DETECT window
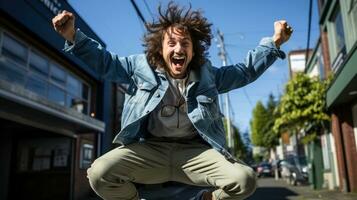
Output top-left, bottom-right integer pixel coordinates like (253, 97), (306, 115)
(48, 84), (65, 106)
(26, 74), (47, 97)
(0, 30), (91, 115)
(82, 84), (89, 100)
(29, 51), (49, 79)
(0, 59), (26, 86)
(67, 74), (81, 97)
(17, 138), (71, 172)
(332, 11), (345, 54)
(317, 47), (325, 80)
(79, 140), (94, 169)
(66, 74), (89, 114)
(330, 5), (346, 72)
(2, 33), (27, 66)
(50, 63), (66, 87)
(348, 0), (357, 42)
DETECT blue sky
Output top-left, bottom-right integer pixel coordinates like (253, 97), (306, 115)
(68, 0), (320, 133)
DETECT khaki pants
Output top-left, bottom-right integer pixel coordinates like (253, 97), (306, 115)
(87, 139), (257, 200)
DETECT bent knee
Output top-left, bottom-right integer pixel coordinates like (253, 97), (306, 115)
(228, 166), (257, 197)
(241, 167), (257, 196)
(87, 159), (107, 190)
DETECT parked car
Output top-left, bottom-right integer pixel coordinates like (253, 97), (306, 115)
(271, 159), (283, 178)
(256, 162), (273, 177)
(280, 155), (308, 185)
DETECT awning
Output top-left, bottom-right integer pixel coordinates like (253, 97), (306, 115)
(0, 80), (105, 136)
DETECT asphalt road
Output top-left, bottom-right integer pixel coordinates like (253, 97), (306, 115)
(248, 177), (357, 200)
(122, 177), (357, 200)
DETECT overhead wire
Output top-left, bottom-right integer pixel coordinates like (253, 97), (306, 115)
(143, 0), (154, 20)
(130, 0), (147, 26)
(226, 53), (253, 107)
(305, 0), (313, 65)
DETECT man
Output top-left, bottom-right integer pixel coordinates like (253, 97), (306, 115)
(52, 2), (292, 200)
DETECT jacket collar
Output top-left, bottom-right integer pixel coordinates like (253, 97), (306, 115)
(154, 59), (213, 87)
(155, 63), (202, 83)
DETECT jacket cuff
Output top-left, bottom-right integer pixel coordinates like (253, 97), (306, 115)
(63, 29), (87, 52)
(259, 37), (286, 59)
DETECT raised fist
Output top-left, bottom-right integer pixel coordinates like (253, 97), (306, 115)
(273, 20), (293, 48)
(52, 10), (76, 42)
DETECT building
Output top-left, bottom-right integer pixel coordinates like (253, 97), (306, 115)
(286, 0), (357, 192)
(315, 0), (357, 193)
(0, 0), (123, 199)
(288, 49), (313, 78)
(305, 39), (340, 190)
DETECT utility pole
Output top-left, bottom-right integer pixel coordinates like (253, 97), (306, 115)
(216, 29), (233, 153)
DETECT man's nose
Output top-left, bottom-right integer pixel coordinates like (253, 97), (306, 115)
(174, 43), (183, 53)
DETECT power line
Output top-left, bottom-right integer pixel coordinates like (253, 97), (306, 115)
(130, 0), (147, 26)
(226, 51), (253, 107)
(142, 0), (154, 20)
(224, 28), (319, 36)
(305, 0), (313, 65)
(243, 89), (253, 107)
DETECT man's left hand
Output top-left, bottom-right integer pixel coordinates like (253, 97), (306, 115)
(273, 20), (293, 48)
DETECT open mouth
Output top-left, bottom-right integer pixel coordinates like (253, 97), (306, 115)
(171, 56), (186, 68)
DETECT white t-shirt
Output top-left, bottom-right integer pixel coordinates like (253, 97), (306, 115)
(147, 73), (197, 138)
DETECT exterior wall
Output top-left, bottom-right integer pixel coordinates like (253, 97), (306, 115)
(353, 104), (357, 158)
(0, 0), (116, 199)
(74, 133), (97, 200)
(0, 130), (12, 200)
(320, 31), (332, 76)
(318, 0), (357, 193)
(331, 106), (357, 192)
(330, 132), (340, 187)
(331, 111), (349, 192)
(321, 133), (339, 190)
(339, 105), (357, 192)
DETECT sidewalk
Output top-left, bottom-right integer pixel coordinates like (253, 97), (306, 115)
(248, 177), (357, 200)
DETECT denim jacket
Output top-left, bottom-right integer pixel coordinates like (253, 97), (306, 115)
(64, 30), (285, 161)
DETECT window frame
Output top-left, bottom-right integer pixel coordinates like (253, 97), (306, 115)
(327, 4), (347, 73)
(0, 29), (92, 115)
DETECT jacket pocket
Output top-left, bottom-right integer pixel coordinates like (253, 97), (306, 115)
(196, 94), (220, 120)
(137, 81), (156, 91)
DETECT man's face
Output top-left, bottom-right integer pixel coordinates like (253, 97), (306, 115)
(161, 27), (194, 79)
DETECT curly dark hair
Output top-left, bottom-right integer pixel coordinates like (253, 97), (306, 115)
(143, 2), (212, 71)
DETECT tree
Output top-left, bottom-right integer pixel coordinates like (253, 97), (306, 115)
(242, 130), (253, 162)
(273, 73), (330, 143)
(242, 129), (252, 149)
(250, 101), (269, 146)
(233, 126), (247, 159)
(223, 119), (247, 159)
(261, 94), (279, 149)
(250, 94), (279, 162)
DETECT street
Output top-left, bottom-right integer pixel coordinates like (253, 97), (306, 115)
(136, 177), (357, 200)
(248, 177), (357, 200)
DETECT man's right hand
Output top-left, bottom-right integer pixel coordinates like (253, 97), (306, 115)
(52, 10), (76, 43)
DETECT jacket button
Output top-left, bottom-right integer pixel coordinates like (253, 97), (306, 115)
(156, 93), (160, 98)
(146, 110), (150, 113)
